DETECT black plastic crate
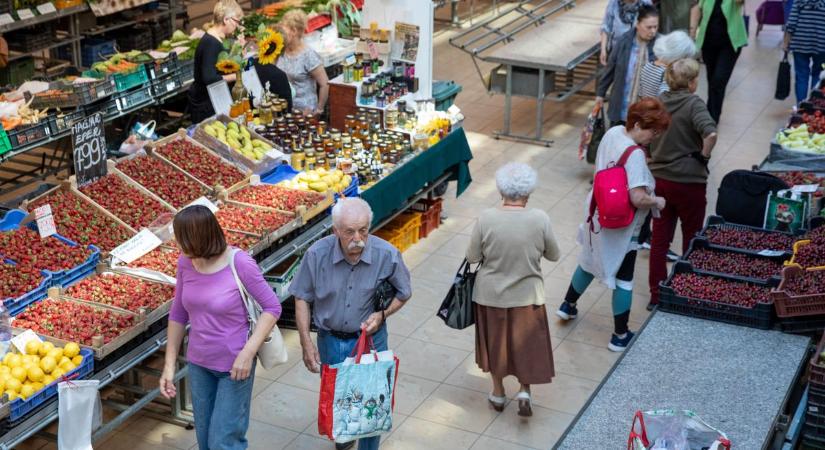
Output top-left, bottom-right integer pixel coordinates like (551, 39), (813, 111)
(49, 109), (85, 135)
(698, 215), (799, 257)
(682, 237), (786, 283)
(144, 52), (178, 80)
(115, 85), (153, 111)
(150, 72), (183, 97)
(6, 121), (51, 149)
(7, 25), (54, 52)
(658, 261), (776, 330)
(177, 58), (194, 83)
(111, 26), (152, 52)
(780, 315), (825, 334)
(811, 386), (825, 407)
(80, 38), (116, 67)
(0, 57), (35, 87)
(148, 20), (173, 48)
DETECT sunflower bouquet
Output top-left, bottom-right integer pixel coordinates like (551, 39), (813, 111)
(216, 39), (245, 74)
(255, 25), (285, 65)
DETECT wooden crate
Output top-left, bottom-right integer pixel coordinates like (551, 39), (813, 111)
(217, 199), (302, 242)
(104, 159), (183, 213)
(220, 184), (334, 226)
(192, 115), (281, 175)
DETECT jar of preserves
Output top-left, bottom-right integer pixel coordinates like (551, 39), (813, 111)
(317, 121), (327, 135)
(305, 150), (317, 170)
(291, 145), (305, 170)
(343, 142), (353, 157)
(354, 63), (364, 82)
(375, 93), (386, 108)
(342, 133), (352, 145)
(385, 106), (398, 129)
(317, 156), (327, 170)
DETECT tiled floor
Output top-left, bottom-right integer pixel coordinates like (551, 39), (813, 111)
(18, 2), (801, 449)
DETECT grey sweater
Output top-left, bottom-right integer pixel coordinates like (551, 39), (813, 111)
(649, 90), (718, 184)
(597, 29), (657, 123)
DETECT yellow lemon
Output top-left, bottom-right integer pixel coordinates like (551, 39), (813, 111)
(59, 356), (70, 367)
(5, 378), (21, 393)
(47, 348), (63, 361)
(19, 384), (35, 399)
(42, 375), (54, 385)
(63, 343), (80, 359)
(27, 367), (44, 383)
(40, 356), (56, 374)
(51, 368), (65, 379)
(38, 341), (55, 357)
(24, 340), (41, 356)
(31, 382), (43, 391)
(0, 378), (5, 392)
(23, 355), (39, 366)
(59, 361), (76, 373)
(0, 373), (11, 385)
(0, 365), (11, 375)
(10, 367), (27, 383)
(4, 353), (22, 368)
(72, 355), (83, 366)
(5, 390), (18, 401)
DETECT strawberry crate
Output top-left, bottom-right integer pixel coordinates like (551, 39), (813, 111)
(112, 68), (150, 92)
(772, 265), (825, 318)
(1, 260), (51, 317)
(115, 85), (153, 112)
(657, 261), (777, 330)
(698, 215), (798, 257)
(6, 121), (51, 149)
(37, 233), (101, 291)
(6, 347), (94, 423)
(410, 197), (442, 239)
(683, 237), (786, 283)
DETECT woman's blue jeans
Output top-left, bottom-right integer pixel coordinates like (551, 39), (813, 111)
(317, 326), (388, 450)
(794, 52), (825, 104)
(188, 361), (256, 450)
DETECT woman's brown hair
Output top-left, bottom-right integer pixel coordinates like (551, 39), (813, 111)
(626, 97), (672, 133)
(173, 205), (227, 259)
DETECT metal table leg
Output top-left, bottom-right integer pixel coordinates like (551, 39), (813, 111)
(494, 64), (554, 147)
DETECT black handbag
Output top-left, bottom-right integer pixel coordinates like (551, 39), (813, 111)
(716, 170), (790, 227)
(371, 279), (396, 312)
(775, 52), (791, 100)
(436, 259), (479, 330)
(587, 107), (606, 164)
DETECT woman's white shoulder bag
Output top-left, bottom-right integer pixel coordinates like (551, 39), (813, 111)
(228, 248), (288, 369)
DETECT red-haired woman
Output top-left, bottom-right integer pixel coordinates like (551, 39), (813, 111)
(556, 98), (670, 352)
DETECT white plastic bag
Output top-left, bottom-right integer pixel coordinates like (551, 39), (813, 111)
(58, 380), (102, 450)
(628, 410), (730, 450)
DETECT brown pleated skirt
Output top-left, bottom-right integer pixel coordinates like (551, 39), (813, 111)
(474, 303), (555, 385)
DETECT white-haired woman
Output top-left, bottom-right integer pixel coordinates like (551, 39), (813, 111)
(638, 30), (697, 99)
(466, 163), (561, 418)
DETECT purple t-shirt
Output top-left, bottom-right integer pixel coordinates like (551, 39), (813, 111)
(169, 249), (282, 372)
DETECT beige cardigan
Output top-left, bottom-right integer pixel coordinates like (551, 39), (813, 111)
(466, 207), (561, 308)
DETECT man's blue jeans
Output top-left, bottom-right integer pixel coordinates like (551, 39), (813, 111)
(317, 326), (388, 450)
(188, 362), (256, 450)
(793, 52), (825, 104)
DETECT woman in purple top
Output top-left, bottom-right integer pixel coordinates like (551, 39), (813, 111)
(159, 205), (281, 450)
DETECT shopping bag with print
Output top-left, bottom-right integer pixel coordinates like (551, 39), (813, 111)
(627, 410), (730, 450)
(318, 330), (399, 443)
(58, 380), (102, 450)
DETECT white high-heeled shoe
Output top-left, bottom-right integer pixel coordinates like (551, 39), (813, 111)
(515, 391), (532, 417)
(488, 393), (506, 412)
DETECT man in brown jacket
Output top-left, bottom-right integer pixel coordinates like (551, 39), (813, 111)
(647, 58), (718, 309)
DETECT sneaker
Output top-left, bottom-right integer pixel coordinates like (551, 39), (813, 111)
(556, 301), (578, 320)
(608, 331), (635, 352)
(335, 442), (355, 450)
(640, 242), (651, 250)
(667, 250), (680, 262)
(646, 301), (657, 312)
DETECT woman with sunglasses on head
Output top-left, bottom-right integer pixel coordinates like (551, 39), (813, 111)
(188, 0), (245, 123)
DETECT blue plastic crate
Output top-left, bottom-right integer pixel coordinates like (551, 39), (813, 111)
(260, 163), (299, 185)
(79, 38), (116, 68)
(8, 348), (94, 422)
(432, 80), (462, 111)
(336, 174), (359, 201)
(43, 238), (100, 289)
(2, 259), (51, 317)
(0, 209), (26, 231)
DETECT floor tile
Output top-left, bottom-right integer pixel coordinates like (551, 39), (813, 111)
(527, 373), (599, 415)
(284, 434), (331, 450)
(408, 277), (452, 310)
(552, 339), (621, 382)
(412, 254), (465, 285)
(245, 420), (300, 450)
(410, 315), (476, 352)
(381, 417), (480, 450)
(393, 373), (441, 416)
(443, 353), (522, 396)
(483, 402), (575, 449)
(251, 382), (320, 432)
(564, 312), (642, 348)
(411, 384), (501, 433)
(395, 337), (470, 382)
(471, 436), (539, 450)
(389, 304), (436, 337)
(402, 247), (433, 271)
(276, 361), (322, 392)
(121, 414), (197, 449)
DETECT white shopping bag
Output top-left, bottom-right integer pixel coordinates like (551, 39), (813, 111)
(58, 380), (102, 450)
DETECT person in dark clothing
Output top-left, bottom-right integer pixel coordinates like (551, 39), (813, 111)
(253, 60), (293, 111)
(596, 5), (660, 126)
(188, 0), (244, 124)
(691, 0), (748, 124)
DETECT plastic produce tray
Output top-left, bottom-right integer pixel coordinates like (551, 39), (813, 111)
(80, 38), (115, 67)
(788, 240), (825, 270)
(0, 128), (12, 156)
(410, 197), (442, 239)
(682, 237), (786, 283)
(149, 72), (183, 98)
(112, 68), (150, 92)
(771, 265), (825, 318)
(115, 85), (154, 112)
(48, 109), (85, 135)
(698, 215), (798, 257)
(6, 121), (51, 149)
(1, 260), (51, 317)
(145, 52), (179, 80)
(177, 58), (194, 82)
(657, 261), (776, 330)
(192, 115), (281, 175)
(6, 348), (94, 423)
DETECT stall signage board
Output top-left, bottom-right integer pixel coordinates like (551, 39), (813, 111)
(110, 228), (163, 264)
(72, 112), (107, 187)
(207, 80), (232, 117)
(36, 3), (57, 14)
(16, 8), (34, 19)
(0, 13), (14, 25)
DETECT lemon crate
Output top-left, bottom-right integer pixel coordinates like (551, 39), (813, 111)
(788, 240), (825, 270)
(7, 348), (94, 423)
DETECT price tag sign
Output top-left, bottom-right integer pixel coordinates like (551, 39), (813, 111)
(0, 13), (14, 25)
(110, 229), (163, 264)
(16, 8), (34, 19)
(250, 174), (261, 186)
(11, 330), (43, 354)
(344, 54), (356, 66)
(36, 3), (57, 15)
(367, 40), (379, 59)
(792, 184), (819, 194)
(72, 112), (107, 187)
(34, 204), (57, 238)
(185, 196), (219, 213)
(757, 249), (786, 257)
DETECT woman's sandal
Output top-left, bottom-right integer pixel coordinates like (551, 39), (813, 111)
(516, 391), (533, 417)
(488, 393), (506, 412)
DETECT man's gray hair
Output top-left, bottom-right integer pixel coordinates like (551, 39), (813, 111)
(331, 197), (374, 228)
(495, 162), (537, 201)
(653, 31), (697, 64)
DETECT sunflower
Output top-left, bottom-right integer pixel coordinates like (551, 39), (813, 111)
(216, 59), (241, 74)
(257, 29), (285, 65)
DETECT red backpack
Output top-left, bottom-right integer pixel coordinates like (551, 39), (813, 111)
(588, 145), (644, 231)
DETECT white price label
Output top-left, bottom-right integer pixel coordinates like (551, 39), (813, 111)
(250, 174), (261, 186)
(11, 330), (43, 354)
(757, 249), (786, 257)
(792, 184), (819, 194)
(185, 196), (219, 213)
(110, 229), (163, 264)
(34, 204), (57, 238)
(0, 13), (15, 25)
(16, 8), (34, 19)
(36, 3), (57, 14)
(166, 81), (176, 92)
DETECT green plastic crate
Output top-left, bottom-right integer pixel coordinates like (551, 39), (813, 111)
(112, 68), (149, 92)
(0, 128), (12, 156)
(0, 57), (35, 87)
(432, 80), (462, 112)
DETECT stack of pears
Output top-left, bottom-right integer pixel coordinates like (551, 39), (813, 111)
(203, 121), (272, 162)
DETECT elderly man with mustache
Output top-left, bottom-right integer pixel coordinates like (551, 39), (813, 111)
(290, 197), (412, 450)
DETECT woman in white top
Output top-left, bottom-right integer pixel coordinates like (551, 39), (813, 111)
(556, 98), (670, 352)
(638, 30), (698, 100)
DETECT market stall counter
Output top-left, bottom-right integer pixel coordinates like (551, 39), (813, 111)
(555, 312), (810, 449)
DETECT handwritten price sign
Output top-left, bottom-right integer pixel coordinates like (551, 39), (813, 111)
(72, 112), (108, 187)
